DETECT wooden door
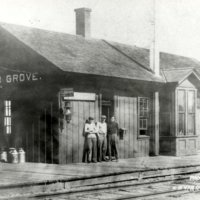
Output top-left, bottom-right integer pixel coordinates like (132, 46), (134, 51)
(59, 93), (100, 164)
(114, 95), (137, 158)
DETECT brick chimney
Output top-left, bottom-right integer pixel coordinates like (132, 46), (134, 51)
(74, 8), (91, 38)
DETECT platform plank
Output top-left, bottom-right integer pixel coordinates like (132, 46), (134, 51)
(1, 155), (200, 199)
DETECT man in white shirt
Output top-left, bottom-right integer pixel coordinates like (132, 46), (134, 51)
(84, 117), (97, 163)
(97, 115), (107, 162)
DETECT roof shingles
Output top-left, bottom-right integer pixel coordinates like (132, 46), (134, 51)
(0, 23), (163, 82)
(1, 22), (200, 83)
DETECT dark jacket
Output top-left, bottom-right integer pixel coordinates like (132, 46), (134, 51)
(108, 121), (119, 135)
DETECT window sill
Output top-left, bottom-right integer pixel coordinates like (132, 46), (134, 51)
(176, 135), (198, 138)
(160, 135), (198, 138)
(138, 135), (150, 139)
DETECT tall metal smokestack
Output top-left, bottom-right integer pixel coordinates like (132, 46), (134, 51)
(150, 0), (160, 76)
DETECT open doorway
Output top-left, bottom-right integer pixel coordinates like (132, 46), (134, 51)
(102, 101), (111, 123)
(101, 95), (114, 123)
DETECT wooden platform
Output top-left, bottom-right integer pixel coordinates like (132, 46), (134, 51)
(2, 155), (200, 199)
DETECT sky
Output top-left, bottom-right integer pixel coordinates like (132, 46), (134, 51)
(0, 0), (200, 60)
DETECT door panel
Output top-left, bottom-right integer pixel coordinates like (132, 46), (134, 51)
(114, 95), (138, 158)
(59, 93), (99, 164)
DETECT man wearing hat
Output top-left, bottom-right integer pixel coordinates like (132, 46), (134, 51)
(97, 115), (107, 162)
(84, 116), (97, 163)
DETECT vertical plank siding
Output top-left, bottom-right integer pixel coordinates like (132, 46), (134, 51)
(6, 101), (59, 164)
(78, 101), (84, 162)
(66, 118), (73, 163)
(44, 108), (47, 163)
(32, 123), (35, 162)
(38, 116), (41, 163)
(72, 101), (79, 163)
(0, 92), (151, 164)
(59, 107), (67, 164)
(114, 95), (138, 159)
(137, 138), (149, 156)
(129, 97), (134, 157)
(132, 98), (138, 157)
(196, 109), (200, 152)
(119, 96), (125, 158)
(59, 95), (100, 164)
(124, 97), (129, 158)
(50, 103), (53, 164)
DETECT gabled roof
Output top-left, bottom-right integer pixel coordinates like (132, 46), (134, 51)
(160, 53), (200, 71)
(1, 22), (200, 84)
(161, 68), (200, 84)
(112, 43), (200, 83)
(0, 23), (163, 83)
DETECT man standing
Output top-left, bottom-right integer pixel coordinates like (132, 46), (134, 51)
(84, 117), (97, 163)
(97, 115), (107, 162)
(107, 116), (119, 161)
(82, 119), (89, 163)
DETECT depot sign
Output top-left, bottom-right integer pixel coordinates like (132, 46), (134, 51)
(0, 72), (41, 85)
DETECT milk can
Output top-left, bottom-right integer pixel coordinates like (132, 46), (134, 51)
(18, 148), (25, 163)
(0, 148), (7, 162)
(8, 148), (18, 163)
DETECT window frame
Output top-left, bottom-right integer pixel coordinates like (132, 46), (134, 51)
(187, 90), (195, 135)
(177, 89), (186, 135)
(176, 87), (197, 136)
(138, 97), (150, 137)
(4, 100), (12, 134)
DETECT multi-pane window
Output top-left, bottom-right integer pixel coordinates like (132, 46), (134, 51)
(4, 100), (11, 134)
(178, 90), (186, 135)
(138, 97), (149, 135)
(188, 91), (195, 135)
(177, 89), (196, 136)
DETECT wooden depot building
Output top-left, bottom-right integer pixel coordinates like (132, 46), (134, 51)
(1, 8), (200, 164)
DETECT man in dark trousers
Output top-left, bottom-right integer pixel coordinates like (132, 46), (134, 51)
(82, 119), (89, 163)
(107, 116), (119, 161)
